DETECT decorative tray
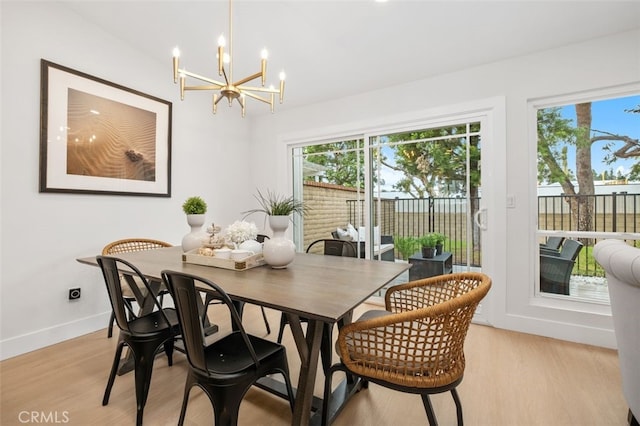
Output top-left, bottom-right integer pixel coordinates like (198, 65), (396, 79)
(182, 249), (267, 271)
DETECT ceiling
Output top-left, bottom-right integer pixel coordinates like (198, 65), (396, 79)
(62, 0), (640, 114)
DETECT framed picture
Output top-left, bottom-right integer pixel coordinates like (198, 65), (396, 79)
(39, 59), (172, 197)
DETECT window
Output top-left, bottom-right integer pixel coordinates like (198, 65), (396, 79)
(536, 93), (640, 301)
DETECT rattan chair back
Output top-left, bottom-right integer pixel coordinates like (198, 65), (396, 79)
(323, 272), (491, 425)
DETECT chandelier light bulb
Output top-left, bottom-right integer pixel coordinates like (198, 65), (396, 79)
(279, 71), (286, 81)
(261, 48), (268, 60)
(223, 53), (231, 64)
(172, 47), (180, 57)
(218, 34), (226, 47)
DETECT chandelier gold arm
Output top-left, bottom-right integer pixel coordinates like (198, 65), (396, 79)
(232, 70), (264, 88)
(178, 69), (225, 87)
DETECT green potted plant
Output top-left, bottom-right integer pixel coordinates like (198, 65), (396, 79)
(182, 196), (207, 215)
(418, 233), (439, 258)
(433, 232), (446, 255)
(242, 189), (307, 218)
(181, 196), (207, 252)
(394, 236), (419, 261)
(243, 189), (308, 269)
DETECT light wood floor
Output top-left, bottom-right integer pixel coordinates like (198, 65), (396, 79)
(0, 303), (628, 426)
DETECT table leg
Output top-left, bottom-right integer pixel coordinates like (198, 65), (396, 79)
(286, 313), (323, 426)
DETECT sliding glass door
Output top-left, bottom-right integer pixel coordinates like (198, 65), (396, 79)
(292, 120), (485, 295)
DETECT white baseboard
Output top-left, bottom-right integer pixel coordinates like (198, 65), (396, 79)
(0, 312), (110, 361)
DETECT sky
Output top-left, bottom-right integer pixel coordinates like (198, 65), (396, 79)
(375, 94), (640, 192)
(560, 94), (639, 178)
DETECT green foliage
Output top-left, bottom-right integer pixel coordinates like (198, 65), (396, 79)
(394, 236), (419, 260)
(432, 232), (446, 244)
(385, 125), (481, 198)
(182, 196), (207, 214)
(303, 140), (374, 189)
(536, 107), (578, 185)
(243, 189), (308, 217)
(417, 233), (439, 248)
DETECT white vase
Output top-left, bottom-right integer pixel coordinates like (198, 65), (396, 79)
(262, 215), (296, 268)
(181, 214), (206, 252)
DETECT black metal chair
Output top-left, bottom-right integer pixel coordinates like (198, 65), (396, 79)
(161, 270), (295, 426)
(540, 239), (584, 295)
(102, 238), (173, 338)
(305, 238), (357, 257)
(97, 255), (181, 426)
(203, 236), (271, 335)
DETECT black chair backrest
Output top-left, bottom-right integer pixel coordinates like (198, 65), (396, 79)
(544, 236), (564, 250)
(306, 239), (356, 257)
(161, 270), (260, 375)
(560, 239), (584, 261)
(97, 255), (170, 333)
(256, 234), (270, 243)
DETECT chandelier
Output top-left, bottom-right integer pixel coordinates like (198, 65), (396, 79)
(171, 0), (285, 117)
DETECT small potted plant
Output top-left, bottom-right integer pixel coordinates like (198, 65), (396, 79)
(418, 234), (439, 258)
(181, 196), (207, 252)
(182, 196), (207, 215)
(394, 236), (419, 261)
(433, 233), (446, 255)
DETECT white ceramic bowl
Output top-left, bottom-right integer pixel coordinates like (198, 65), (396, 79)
(214, 248), (232, 259)
(231, 249), (253, 261)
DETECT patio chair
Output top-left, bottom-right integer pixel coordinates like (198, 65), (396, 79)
(97, 256), (181, 426)
(539, 239), (583, 295)
(539, 236), (564, 255)
(102, 238), (172, 338)
(322, 272), (491, 425)
(161, 270), (294, 426)
(593, 240), (640, 426)
(306, 238), (357, 257)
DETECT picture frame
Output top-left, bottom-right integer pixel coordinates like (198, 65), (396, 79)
(39, 59), (172, 197)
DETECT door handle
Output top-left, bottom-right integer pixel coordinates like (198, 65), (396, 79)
(474, 208), (488, 230)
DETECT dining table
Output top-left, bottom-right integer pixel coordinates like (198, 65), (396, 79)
(77, 246), (409, 426)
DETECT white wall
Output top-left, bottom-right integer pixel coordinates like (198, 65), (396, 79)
(250, 29), (640, 348)
(0, 2), (257, 359)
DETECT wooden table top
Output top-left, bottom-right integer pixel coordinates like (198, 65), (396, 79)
(78, 246), (409, 323)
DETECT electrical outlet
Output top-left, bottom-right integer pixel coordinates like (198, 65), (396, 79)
(68, 288), (81, 300)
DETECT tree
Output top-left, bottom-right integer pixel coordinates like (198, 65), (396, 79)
(602, 104), (640, 179)
(538, 102), (640, 235)
(381, 124), (481, 199)
(303, 140), (371, 188)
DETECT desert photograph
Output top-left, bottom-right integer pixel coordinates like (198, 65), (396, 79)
(66, 88), (157, 182)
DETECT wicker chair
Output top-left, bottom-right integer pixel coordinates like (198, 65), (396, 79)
(539, 236), (564, 255)
(102, 238), (173, 338)
(322, 272), (491, 425)
(539, 239), (583, 295)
